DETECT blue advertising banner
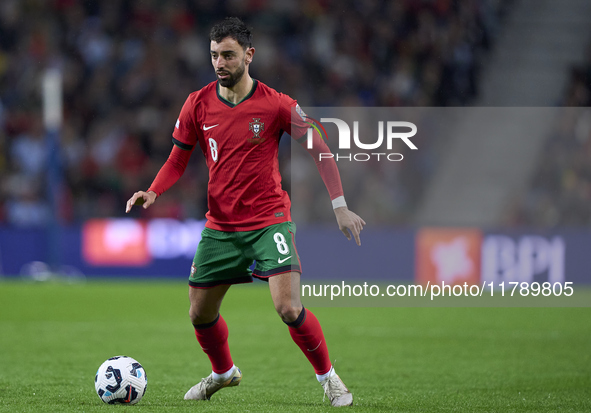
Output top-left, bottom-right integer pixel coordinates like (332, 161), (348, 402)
(0, 220), (590, 286)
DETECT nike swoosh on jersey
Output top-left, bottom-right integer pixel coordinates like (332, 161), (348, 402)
(278, 256), (292, 264)
(203, 124), (220, 131)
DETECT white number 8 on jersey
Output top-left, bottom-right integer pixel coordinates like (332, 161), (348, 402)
(208, 138), (218, 162)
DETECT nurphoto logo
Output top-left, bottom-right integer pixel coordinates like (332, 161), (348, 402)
(296, 106), (418, 162)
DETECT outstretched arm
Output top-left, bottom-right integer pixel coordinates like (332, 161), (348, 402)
(125, 144), (193, 213)
(301, 127), (366, 245)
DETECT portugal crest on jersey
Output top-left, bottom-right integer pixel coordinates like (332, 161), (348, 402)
(248, 118), (265, 144)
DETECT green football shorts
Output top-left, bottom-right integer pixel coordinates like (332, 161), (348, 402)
(188, 221), (301, 288)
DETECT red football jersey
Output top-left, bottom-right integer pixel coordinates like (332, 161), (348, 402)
(173, 80), (309, 231)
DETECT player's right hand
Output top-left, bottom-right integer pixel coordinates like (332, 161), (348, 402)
(334, 207), (366, 246)
(125, 190), (157, 213)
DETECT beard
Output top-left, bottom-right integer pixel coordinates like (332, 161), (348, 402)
(217, 62), (245, 88)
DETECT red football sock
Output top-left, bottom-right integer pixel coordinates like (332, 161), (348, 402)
(287, 308), (332, 375)
(193, 314), (234, 374)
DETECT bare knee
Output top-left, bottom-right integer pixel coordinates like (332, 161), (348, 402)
(188, 284), (229, 326)
(275, 303), (302, 324)
(189, 305), (219, 326)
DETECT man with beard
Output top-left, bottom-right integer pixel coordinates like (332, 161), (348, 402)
(126, 17), (364, 408)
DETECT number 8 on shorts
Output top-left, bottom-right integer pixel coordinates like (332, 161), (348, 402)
(273, 232), (290, 255)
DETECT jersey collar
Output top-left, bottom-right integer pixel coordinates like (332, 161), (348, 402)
(217, 79), (258, 108)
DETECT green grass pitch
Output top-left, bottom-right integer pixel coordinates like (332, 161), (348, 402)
(0, 279), (589, 412)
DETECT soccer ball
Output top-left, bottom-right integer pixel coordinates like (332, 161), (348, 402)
(95, 356), (147, 405)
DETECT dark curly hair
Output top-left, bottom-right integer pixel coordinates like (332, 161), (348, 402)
(209, 17), (253, 49)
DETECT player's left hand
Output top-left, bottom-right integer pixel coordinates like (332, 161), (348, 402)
(334, 207), (366, 246)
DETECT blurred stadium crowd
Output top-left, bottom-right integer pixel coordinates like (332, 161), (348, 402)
(1, 0), (511, 226)
(506, 46), (591, 227)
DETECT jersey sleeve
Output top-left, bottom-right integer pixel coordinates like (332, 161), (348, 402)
(278, 94), (345, 204)
(303, 127), (345, 202)
(277, 94), (309, 141)
(147, 144), (194, 197)
(172, 93), (199, 150)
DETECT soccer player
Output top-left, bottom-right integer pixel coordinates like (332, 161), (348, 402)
(126, 17), (365, 407)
